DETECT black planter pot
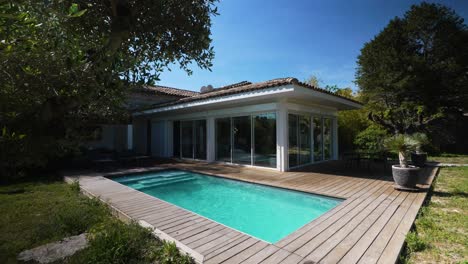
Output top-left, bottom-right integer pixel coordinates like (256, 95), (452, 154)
(391, 165), (420, 189)
(411, 152), (427, 167)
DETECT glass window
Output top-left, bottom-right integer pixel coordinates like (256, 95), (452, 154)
(323, 118), (332, 160)
(299, 115), (311, 165)
(194, 120), (207, 160)
(215, 118), (231, 162)
(181, 121), (193, 158)
(288, 114), (299, 168)
(173, 121), (180, 157)
(313, 117), (323, 162)
(232, 116), (251, 165)
(254, 113), (276, 168)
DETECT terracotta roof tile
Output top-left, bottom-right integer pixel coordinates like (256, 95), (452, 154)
(137, 77), (362, 111)
(135, 85), (199, 97)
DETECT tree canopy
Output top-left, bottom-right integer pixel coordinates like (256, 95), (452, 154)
(356, 2), (468, 134)
(0, 0), (218, 178)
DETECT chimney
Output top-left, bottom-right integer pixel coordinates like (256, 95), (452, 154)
(200, 84), (214, 93)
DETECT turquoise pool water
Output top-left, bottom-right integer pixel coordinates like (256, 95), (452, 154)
(112, 170), (342, 243)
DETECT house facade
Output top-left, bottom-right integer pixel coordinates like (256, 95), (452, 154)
(131, 77), (361, 172)
(86, 85), (198, 152)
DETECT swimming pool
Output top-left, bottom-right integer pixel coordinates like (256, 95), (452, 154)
(111, 170), (342, 243)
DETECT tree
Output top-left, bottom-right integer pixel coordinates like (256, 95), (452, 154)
(356, 2), (468, 135)
(304, 75), (322, 88)
(0, 1), (218, 179)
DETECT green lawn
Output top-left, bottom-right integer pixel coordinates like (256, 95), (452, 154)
(0, 179), (192, 264)
(402, 167), (468, 263)
(428, 153), (468, 164)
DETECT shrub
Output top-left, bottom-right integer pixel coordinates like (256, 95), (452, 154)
(51, 196), (109, 236)
(354, 125), (389, 153)
(153, 241), (193, 264)
(75, 220), (158, 264)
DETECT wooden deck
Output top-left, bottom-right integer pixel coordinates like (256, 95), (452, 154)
(65, 160), (437, 264)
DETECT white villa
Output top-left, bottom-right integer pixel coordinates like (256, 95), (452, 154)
(91, 77), (361, 171)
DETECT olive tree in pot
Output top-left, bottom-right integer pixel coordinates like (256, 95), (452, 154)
(410, 133), (429, 167)
(384, 134), (420, 189)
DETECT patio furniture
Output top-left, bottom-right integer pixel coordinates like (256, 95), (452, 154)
(117, 151), (152, 167)
(343, 151), (389, 170)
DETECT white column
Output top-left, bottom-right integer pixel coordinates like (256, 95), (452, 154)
(333, 117), (339, 160)
(277, 102), (288, 171)
(207, 117), (215, 162)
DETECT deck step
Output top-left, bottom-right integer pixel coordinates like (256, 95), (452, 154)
(136, 177), (196, 190)
(115, 171), (188, 184)
(137, 175), (194, 185)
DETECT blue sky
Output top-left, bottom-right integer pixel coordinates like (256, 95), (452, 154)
(157, 0), (468, 92)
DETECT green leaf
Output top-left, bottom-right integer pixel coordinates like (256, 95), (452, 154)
(68, 3), (87, 17)
(68, 3), (78, 16)
(70, 9), (87, 18)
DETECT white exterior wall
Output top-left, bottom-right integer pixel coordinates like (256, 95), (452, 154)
(143, 101), (339, 171)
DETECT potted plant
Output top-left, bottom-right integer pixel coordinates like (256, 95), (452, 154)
(384, 134), (420, 190)
(410, 133), (429, 167)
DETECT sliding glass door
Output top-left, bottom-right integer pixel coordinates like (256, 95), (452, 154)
(254, 113), (276, 167)
(288, 114), (334, 169)
(289, 114), (311, 167)
(177, 120), (207, 160)
(323, 118), (332, 160)
(299, 116), (311, 165)
(313, 117), (323, 162)
(173, 121), (180, 157)
(215, 118), (231, 162)
(288, 114), (299, 167)
(194, 120), (207, 160)
(181, 121), (193, 158)
(232, 116), (252, 165)
(214, 113), (277, 168)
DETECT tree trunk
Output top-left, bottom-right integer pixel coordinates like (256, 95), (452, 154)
(399, 151), (408, 168)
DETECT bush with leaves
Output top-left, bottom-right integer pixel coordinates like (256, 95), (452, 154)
(354, 125), (389, 153)
(73, 220), (193, 264)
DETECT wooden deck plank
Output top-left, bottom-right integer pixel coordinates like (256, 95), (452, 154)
(294, 185), (395, 257)
(376, 192), (427, 264)
(274, 179), (385, 249)
(242, 244), (281, 264)
(340, 192), (417, 264)
(196, 233), (246, 255)
(222, 241), (269, 264)
(204, 237), (258, 263)
(319, 191), (408, 264)
(259, 248), (292, 264)
(281, 182), (389, 254)
(301, 187), (399, 262)
(278, 253), (304, 264)
(201, 235), (251, 259)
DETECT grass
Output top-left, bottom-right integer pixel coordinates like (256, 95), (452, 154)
(428, 153), (468, 164)
(0, 178), (193, 264)
(402, 167), (468, 264)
